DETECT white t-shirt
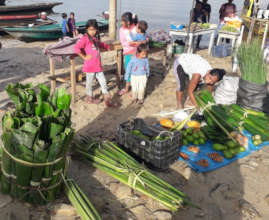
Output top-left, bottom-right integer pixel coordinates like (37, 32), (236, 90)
(176, 54), (212, 80)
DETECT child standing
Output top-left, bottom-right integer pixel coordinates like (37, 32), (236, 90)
(68, 12), (78, 37)
(61, 13), (69, 37)
(74, 19), (116, 107)
(118, 12), (136, 96)
(125, 44), (149, 104)
(130, 20), (148, 43)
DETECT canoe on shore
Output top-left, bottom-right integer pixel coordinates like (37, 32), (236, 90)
(0, 2), (62, 14)
(2, 19), (109, 41)
(0, 14), (40, 26)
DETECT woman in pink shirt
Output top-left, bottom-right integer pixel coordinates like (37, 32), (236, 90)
(75, 19), (116, 107)
(118, 12), (137, 96)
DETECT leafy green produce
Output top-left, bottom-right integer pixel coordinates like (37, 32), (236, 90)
(238, 39), (267, 85)
(221, 25), (238, 33)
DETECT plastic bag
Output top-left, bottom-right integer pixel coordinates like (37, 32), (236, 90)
(237, 79), (268, 112)
(214, 76), (239, 105)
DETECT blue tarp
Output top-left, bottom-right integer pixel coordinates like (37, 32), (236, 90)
(179, 130), (269, 173)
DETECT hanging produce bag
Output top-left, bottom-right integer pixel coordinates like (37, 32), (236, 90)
(236, 79), (268, 112)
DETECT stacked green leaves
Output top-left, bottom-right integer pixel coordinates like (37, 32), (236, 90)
(75, 137), (196, 212)
(1, 83), (74, 204)
(63, 176), (101, 220)
(238, 39), (267, 84)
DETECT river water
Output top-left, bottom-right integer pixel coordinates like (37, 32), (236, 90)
(6, 0), (244, 30)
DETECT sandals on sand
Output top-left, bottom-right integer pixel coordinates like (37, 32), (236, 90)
(84, 96), (101, 104)
(118, 89), (127, 96)
(105, 99), (118, 108)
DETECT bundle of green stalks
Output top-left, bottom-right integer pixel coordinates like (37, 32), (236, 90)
(196, 90), (269, 142)
(63, 176), (101, 220)
(1, 83), (74, 204)
(237, 39), (267, 85)
(75, 137), (197, 212)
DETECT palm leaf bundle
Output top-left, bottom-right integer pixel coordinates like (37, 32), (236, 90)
(0, 83), (74, 204)
(75, 137), (197, 212)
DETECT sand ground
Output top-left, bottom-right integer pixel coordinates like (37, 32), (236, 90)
(0, 36), (269, 220)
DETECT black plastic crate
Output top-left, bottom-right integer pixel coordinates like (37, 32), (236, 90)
(116, 118), (181, 170)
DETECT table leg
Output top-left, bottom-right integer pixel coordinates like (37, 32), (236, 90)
(49, 58), (56, 94)
(116, 49), (123, 89)
(70, 58), (76, 105)
(188, 34), (193, 53)
(208, 32), (215, 55)
(216, 36), (221, 46)
(231, 37), (236, 50)
(162, 47), (167, 68)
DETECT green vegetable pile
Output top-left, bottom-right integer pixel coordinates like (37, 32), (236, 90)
(201, 23), (210, 29)
(1, 83), (74, 204)
(213, 141), (245, 159)
(196, 90), (269, 145)
(182, 128), (207, 146)
(131, 129), (169, 141)
(221, 25), (238, 33)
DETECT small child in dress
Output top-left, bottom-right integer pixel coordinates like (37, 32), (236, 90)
(130, 20), (148, 43)
(61, 13), (69, 37)
(68, 12), (78, 37)
(125, 44), (149, 104)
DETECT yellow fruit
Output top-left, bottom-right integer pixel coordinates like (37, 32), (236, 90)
(187, 120), (201, 129)
(160, 118), (174, 128)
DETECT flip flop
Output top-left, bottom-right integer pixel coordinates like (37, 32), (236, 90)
(85, 97), (101, 104)
(118, 89), (127, 96)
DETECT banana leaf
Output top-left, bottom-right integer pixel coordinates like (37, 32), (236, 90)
(30, 140), (49, 204)
(38, 84), (50, 102)
(50, 88), (71, 110)
(35, 102), (54, 117)
(13, 143), (33, 201)
(45, 128), (74, 201)
(1, 132), (13, 194)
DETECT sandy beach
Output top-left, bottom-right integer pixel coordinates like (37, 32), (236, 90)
(0, 36), (269, 220)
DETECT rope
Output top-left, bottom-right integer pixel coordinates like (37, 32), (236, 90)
(201, 101), (215, 113)
(1, 144), (64, 167)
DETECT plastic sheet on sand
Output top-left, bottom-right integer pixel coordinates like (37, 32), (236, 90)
(179, 130), (269, 173)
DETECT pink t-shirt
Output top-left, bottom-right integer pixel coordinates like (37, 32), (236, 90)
(74, 34), (109, 73)
(119, 26), (136, 55)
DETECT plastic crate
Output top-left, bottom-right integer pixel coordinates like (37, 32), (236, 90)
(116, 118), (181, 170)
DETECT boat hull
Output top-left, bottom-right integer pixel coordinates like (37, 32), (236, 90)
(2, 20), (108, 41)
(0, 2), (62, 14)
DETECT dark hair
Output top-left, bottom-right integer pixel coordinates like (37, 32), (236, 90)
(85, 19), (100, 49)
(62, 13), (67, 19)
(137, 20), (148, 33)
(70, 12), (75, 16)
(137, 43), (148, 54)
(121, 12), (133, 27)
(210, 69), (226, 81)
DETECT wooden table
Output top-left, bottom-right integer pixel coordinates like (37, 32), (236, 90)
(49, 41), (122, 105)
(49, 41), (167, 104)
(169, 25), (217, 54)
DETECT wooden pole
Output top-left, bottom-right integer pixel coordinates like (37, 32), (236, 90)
(247, 1), (259, 43)
(49, 58), (56, 94)
(109, 0), (117, 40)
(70, 58), (76, 105)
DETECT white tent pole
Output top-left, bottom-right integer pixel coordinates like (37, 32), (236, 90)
(184, 0), (196, 53)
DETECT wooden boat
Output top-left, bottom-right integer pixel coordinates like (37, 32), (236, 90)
(0, 14), (40, 26)
(0, 2), (62, 14)
(2, 19), (109, 41)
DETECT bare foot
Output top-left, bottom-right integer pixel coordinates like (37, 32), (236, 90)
(84, 96), (101, 104)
